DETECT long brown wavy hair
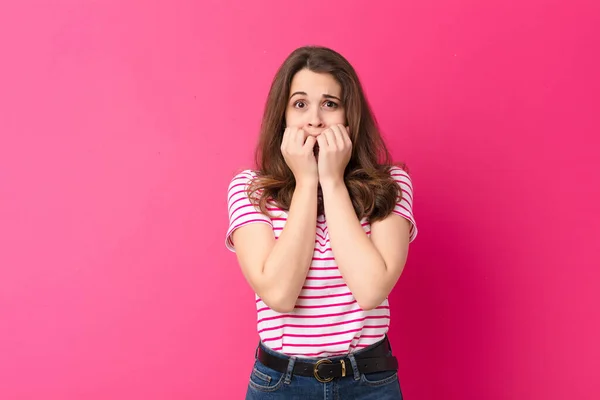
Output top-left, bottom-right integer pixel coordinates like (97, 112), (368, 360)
(248, 46), (406, 222)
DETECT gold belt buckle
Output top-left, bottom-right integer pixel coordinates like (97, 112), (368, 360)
(313, 359), (334, 383)
(314, 359), (346, 383)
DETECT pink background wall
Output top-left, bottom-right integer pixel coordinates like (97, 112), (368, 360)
(1, 1), (598, 399)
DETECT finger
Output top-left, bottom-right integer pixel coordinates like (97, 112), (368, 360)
(341, 124), (352, 146)
(316, 132), (328, 149)
(286, 127), (300, 148)
(281, 127), (290, 150)
(340, 124), (350, 137)
(303, 135), (316, 151)
(330, 125), (345, 148)
(323, 128), (337, 149)
(295, 128), (306, 147)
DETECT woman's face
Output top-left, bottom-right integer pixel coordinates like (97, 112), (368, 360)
(284, 69), (346, 139)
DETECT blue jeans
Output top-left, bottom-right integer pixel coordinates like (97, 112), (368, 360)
(245, 338), (403, 399)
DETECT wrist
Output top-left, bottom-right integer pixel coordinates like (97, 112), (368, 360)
(319, 177), (346, 192)
(295, 177), (319, 190)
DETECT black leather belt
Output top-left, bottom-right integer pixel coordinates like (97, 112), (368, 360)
(256, 337), (398, 383)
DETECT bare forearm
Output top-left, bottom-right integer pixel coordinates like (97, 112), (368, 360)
(321, 181), (389, 309)
(262, 181), (318, 311)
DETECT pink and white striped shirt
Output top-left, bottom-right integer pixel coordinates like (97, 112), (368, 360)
(225, 166), (417, 357)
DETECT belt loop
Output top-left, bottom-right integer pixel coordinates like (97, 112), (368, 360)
(347, 353), (361, 381)
(284, 356), (296, 384)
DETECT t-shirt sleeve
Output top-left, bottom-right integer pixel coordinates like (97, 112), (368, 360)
(225, 170), (273, 252)
(390, 166), (418, 243)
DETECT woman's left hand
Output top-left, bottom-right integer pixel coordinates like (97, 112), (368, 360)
(317, 124), (352, 186)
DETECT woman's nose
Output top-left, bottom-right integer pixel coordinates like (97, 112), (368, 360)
(308, 110), (324, 128)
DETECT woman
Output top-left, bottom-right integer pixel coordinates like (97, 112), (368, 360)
(226, 46), (417, 399)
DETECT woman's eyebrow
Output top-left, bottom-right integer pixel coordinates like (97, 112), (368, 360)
(289, 91), (307, 99)
(323, 94), (342, 101)
(289, 91), (342, 101)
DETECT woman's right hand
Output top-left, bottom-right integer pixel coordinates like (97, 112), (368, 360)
(281, 127), (318, 185)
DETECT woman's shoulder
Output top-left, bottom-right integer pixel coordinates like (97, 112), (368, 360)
(228, 169), (259, 187)
(232, 168), (259, 178)
(386, 164), (411, 181)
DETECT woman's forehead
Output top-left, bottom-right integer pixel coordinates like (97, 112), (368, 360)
(290, 69), (342, 97)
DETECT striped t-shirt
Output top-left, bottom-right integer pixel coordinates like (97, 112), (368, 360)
(225, 166), (417, 357)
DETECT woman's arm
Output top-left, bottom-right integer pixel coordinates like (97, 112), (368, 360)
(316, 125), (414, 310)
(321, 181), (411, 310)
(232, 181), (318, 313)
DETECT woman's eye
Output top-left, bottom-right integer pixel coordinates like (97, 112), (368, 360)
(324, 101), (338, 108)
(294, 101), (306, 108)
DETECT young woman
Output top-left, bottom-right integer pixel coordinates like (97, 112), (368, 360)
(225, 46), (417, 399)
